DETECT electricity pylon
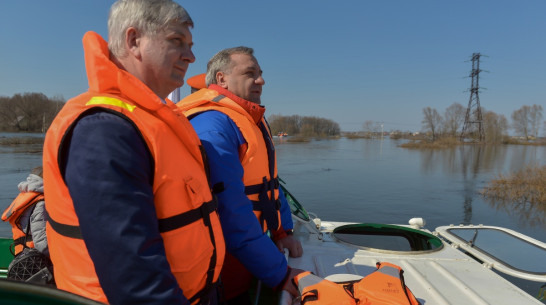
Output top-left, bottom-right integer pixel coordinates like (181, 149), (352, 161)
(460, 53), (485, 142)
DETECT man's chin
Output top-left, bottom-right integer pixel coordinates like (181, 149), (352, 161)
(248, 96), (261, 104)
(169, 78), (185, 90)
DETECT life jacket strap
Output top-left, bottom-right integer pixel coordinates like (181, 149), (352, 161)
(187, 197), (219, 304)
(47, 213), (83, 239)
(47, 198), (218, 238)
(158, 199), (218, 233)
(244, 177), (279, 195)
(12, 235), (32, 246)
(301, 289), (319, 303)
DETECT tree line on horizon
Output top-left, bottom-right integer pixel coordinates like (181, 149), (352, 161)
(0, 93), (65, 132)
(1, 92), (542, 144)
(0, 92), (343, 138)
(267, 114), (340, 138)
(420, 102), (543, 143)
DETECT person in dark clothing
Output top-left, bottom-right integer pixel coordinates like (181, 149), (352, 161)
(42, 1), (225, 304)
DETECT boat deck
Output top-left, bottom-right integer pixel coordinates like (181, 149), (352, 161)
(282, 221), (543, 305)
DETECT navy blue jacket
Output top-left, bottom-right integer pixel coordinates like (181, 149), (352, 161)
(62, 111), (191, 305)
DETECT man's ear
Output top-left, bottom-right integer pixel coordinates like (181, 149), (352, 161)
(216, 72), (228, 89)
(125, 27), (142, 59)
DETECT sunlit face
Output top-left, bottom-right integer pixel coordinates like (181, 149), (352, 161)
(137, 23), (195, 99)
(219, 53), (265, 104)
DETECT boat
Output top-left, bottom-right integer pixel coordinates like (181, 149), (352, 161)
(277, 183), (546, 304)
(1, 185), (545, 304)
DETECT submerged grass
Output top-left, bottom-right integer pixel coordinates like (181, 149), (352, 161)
(481, 165), (546, 205)
(399, 137), (461, 149)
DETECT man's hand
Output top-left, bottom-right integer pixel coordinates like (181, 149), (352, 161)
(275, 235), (303, 258)
(282, 268), (305, 297)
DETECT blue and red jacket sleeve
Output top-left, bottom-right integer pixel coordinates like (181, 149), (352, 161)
(189, 110), (288, 288)
(62, 110), (189, 305)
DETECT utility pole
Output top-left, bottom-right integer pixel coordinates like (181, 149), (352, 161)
(460, 53), (485, 142)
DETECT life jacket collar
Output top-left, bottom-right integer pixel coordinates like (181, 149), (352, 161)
(208, 84), (265, 124)
(82, 31), (165, 112)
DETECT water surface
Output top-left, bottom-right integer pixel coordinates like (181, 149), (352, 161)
(1, 135), (545, 241)
(274, 137), (546, 242)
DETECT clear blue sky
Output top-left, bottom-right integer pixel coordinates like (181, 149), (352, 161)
(1, 0), (544, 132)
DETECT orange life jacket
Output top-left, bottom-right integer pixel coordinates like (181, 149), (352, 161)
(294, 262), (421, 305)
(43, 32), (225, 305)
(179, 88), (282, 233)
(2, 192), (44, 254)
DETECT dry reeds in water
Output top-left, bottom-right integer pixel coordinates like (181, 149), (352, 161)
(481, 165), (546, 205)
(481, 165), (546, 228)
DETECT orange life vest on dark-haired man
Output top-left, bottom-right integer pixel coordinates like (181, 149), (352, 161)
(177, 47), (305, 304)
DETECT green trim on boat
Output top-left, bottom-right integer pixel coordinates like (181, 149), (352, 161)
(278, 178), (310, 222)
(0, 238), (13, 279)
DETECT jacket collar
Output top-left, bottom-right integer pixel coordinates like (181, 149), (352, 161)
(208, 84), (265, 124)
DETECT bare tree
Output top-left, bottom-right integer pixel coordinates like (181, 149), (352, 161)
(443, 103), (465, 137)
(422, 107), (443, 141)
(0, 96), (21, 131)
(529, 104), (543, 138)
(0, 92), (65, 132)
(483, 111), (508, 143)
(511, 106), (530, 139)
(512, 104), (543, 140)
(362, 120), (380, 138)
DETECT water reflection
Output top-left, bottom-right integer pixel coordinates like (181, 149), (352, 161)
(460, 146), (487, 225)
(418, 144), (545, 229)
(1, 136), (545, 240)
(484, 196), (546, 230)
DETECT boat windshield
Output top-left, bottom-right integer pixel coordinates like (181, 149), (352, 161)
(444, 227), (546, 275)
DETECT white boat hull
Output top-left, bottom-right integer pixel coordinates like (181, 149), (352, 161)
(281, 220), (544, 305)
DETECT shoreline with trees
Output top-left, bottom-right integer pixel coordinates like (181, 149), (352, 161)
(2, 94), (544, 211)
(1, 92), (544, 146)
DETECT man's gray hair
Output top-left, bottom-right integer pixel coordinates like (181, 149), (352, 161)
(108, 0), (193, 58)
(205, 46), (254, 86)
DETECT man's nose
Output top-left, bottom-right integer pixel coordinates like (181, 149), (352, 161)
(255, 75), (265, 85)
(183, 49), (195, 63)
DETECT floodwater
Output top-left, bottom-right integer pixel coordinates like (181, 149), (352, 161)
(1, 132), (545, 299)
(0, 132), (44, 237)
(1, 133), (544, 242)
(274, 137), (546, 243)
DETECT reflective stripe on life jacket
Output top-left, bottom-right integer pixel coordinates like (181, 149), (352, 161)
(294, 262), (421, 305)
(179, 88), (282, 232)
(2, 192), (44, 255)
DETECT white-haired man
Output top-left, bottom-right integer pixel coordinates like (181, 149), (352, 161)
(43, 1), (225, 304)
